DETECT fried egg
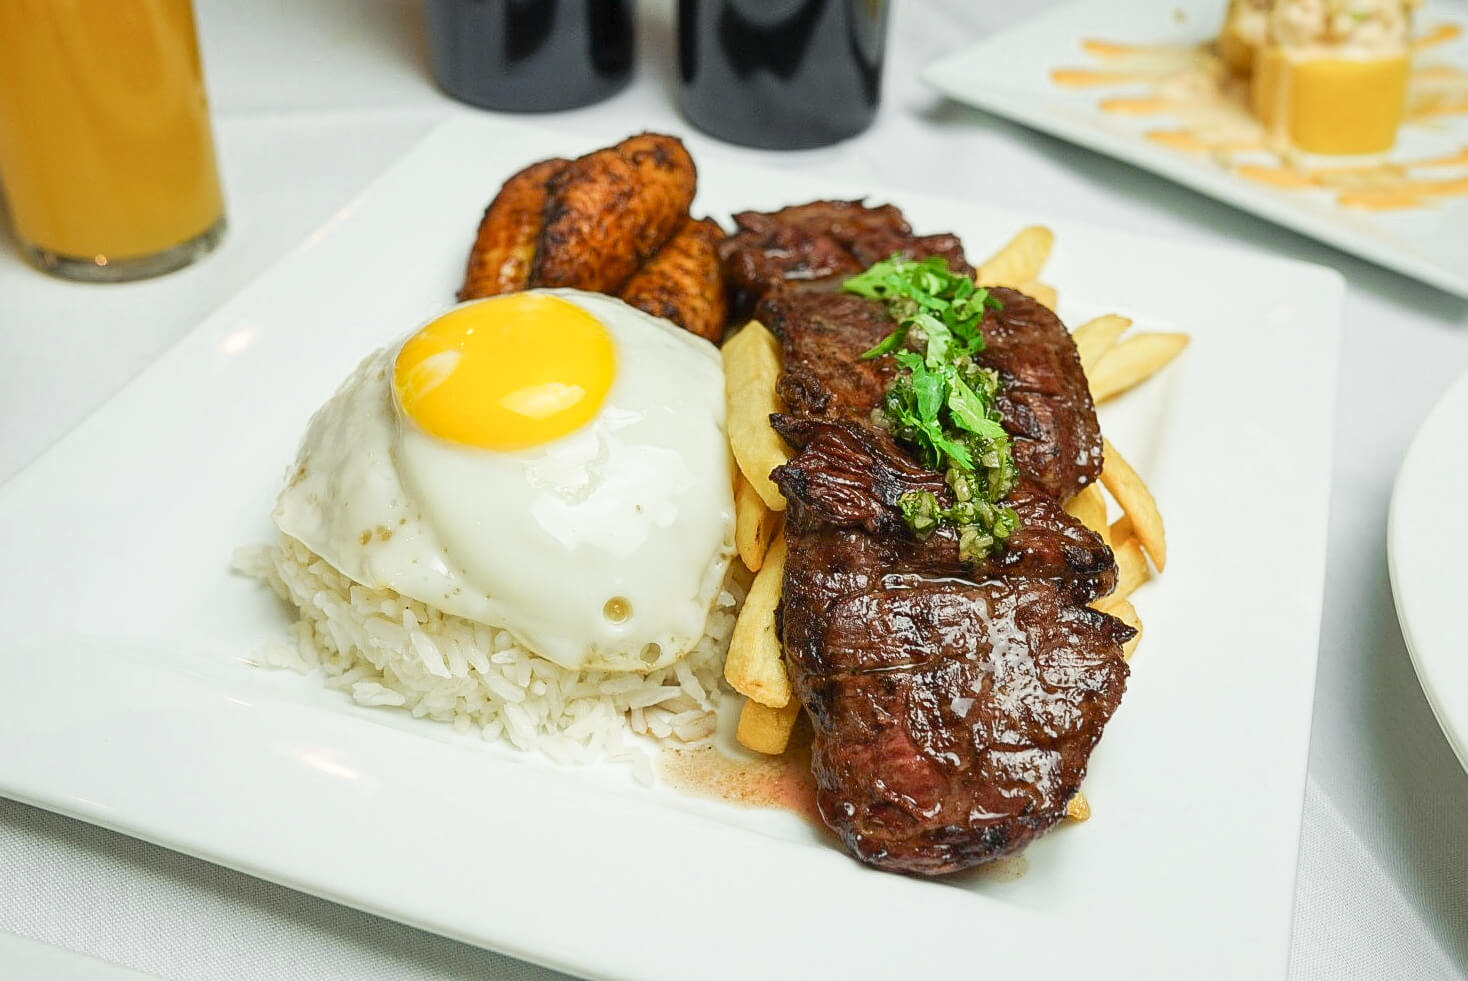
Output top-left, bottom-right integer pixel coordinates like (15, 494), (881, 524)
(273, 289), (735, 672)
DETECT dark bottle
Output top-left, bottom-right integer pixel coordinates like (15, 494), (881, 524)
(676, 0), (890, 150)
(424, 0), (635, 113)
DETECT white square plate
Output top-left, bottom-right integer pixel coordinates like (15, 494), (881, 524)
(923, 0), (1468, 298)
(0, 117), (1341, 981)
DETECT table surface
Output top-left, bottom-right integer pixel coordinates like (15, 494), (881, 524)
(2, 1), (1465, 978)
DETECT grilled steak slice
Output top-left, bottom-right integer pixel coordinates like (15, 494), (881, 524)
(772, 416), (1116, 603)
(760, 291), (896, 422)
(779, 543), (1133, 875)
(772, 416), (942, 538)
(721, 201), (1130, 875)
(980, 288), (1103, 500)
(721, 200), (973, 318)
(727, 200), (970, 273)
(750, 285), (1103, 499)
(730, 200), (912, 245)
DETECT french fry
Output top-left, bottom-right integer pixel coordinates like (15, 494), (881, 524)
(1110, 514), (1133, 544)
(722, 321), (788, 511)
(736, 695), (802, 755)
(1018, 280), (1058, 311)
(734, 472), (781, 572)
(1093, 596), (1143, 660)
(975, 225), (1054, 287)
(1112, 536), (1151, 600)
(724, 532), (790, 708)
(1071, 314), (1132, 375)
(1063, 483), (1111, 548)
(1065, 791), (1091, 822)
(1089, 332), (1189, 403)
(1100, 438), (1166, 572)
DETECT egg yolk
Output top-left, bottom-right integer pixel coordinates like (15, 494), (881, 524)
(393, 294), (616, 450)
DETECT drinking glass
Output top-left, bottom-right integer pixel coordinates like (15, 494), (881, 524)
(0, 0), (227, 282)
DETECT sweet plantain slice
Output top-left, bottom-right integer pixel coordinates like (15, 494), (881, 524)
(534, 133), (696, 295)
(458, 157), (568, 301)
(618, 216), (727, 342)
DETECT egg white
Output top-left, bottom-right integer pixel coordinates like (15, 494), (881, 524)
(274, 289), (735, 672)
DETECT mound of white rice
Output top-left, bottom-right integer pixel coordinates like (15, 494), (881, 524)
(233, 535), (742, 768)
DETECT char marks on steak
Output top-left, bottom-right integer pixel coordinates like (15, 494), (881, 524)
(723, 201), (1133, 875)
(781, 541), (1132, 873)
(979, 288), (1103, 500)
(772, 416), (1116, 604)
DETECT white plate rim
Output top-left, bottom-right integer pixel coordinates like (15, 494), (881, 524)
(1388, 367), (1468, 772)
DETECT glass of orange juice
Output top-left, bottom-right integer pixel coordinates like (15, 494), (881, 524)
(0, 0), (226, 282)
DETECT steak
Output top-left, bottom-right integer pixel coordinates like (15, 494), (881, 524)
(772, 416), (1116, 604)
(978, 288), (1103, 501)
(723, 201), (1133, 875)
(754, 285), (1102, 501)
(721, 200), (972, 319)
(780, 542), (1132, 873)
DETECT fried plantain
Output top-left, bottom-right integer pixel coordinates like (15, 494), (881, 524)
(533, 133), (696, 294)
(619, 216), (728, 343)
(458, 157), (568, 301)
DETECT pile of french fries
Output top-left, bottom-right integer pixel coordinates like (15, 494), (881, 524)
(719, 227), (1191, 819)
(721, 321), (800, 754)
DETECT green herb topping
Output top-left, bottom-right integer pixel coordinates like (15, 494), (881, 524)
(844, 255), (1020, 561)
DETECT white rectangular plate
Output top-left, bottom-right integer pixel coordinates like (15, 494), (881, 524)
(923, 0), (1468, 298)
(0, 117), (1341, 981)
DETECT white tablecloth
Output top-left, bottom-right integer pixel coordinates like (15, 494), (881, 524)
(2, 1), (1465, 978)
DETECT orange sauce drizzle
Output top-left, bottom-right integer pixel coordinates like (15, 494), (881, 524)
(1081, 38), (1196, 59)
(1052, 25), (1468, 213)
(1414, 23), (1463, 52)
(1148, 129), (1262, 153)
(1338, 174), (1468, 210)
(1231, 150), (1468, 209)
(1233, 164), (1316, 188)
(1101, 96), (1175, 116)
(1412, 64), (1468, 82)
(1409, 97), (1468, 119)
(1082, 39), (1144, 59)
(1413, 146), (1468, 168)
(1050, 68), (1162, 88)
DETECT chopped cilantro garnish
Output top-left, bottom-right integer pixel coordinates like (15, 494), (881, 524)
(845, 255), (1019, 562)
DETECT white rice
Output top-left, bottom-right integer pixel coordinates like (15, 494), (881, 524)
(233, 535), (742, 768)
